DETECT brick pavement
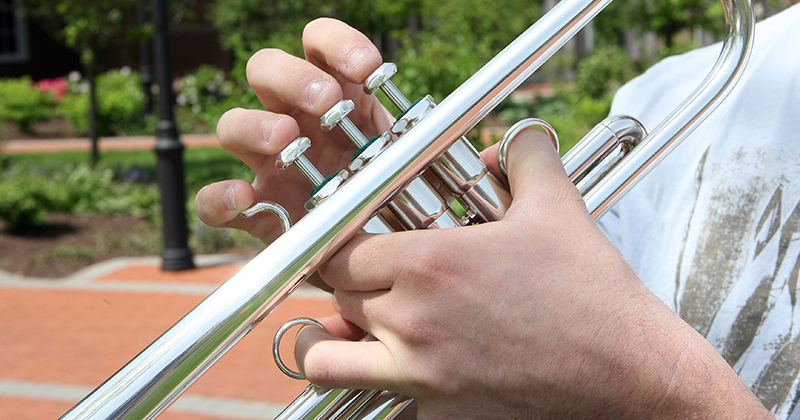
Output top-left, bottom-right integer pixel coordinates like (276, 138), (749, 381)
(0, 134), (221, 154)
(0, 254), (336, 420)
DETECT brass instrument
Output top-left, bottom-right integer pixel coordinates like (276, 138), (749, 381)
(60, 0), (754, 418)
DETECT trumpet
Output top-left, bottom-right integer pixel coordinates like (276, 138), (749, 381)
(60, 0), (754, 418)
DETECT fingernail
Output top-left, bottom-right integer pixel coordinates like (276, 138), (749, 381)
(306, 79), (331, 108)
(223, 185), (236, 211)
(261, 118), (281, 146)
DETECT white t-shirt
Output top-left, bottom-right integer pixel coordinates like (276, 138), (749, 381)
(597, 4), (800, 418)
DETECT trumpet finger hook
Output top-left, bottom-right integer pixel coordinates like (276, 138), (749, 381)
(273, 317), (327, 380)
(241, 202), (293, 233)
(498, 118), (559, 182)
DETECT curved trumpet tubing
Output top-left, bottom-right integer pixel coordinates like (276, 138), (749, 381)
(60, 0), (754, 418)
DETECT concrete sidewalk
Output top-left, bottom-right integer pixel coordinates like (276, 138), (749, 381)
(0, 254), (336, 420)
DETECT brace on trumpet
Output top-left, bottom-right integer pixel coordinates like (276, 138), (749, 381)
(60, 0), (754, 418)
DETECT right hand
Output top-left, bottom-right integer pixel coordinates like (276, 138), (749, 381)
(194, 18), (390, 245)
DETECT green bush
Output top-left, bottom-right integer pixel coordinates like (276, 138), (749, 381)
(0, 163), (161, 230)
(175, 65), (242, 132)
(58, 68), (146, 136)
(171, 66), (260, 134)
(0, 168), (49, 230)
(0, 77), (57, 133)
(575, 45), (632, 100)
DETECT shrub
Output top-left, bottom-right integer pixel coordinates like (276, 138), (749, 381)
(575, 45), (632, 100)
(174, 65), (256, 133)
(0, 168), (49, 230)
(0, 77), (57, 133)
(58, 68), (146, 136)
(0, 163), (161, 230)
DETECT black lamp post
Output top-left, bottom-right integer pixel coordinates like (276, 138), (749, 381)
(138, 0), (154, 116)
(152, 0), (194, 270)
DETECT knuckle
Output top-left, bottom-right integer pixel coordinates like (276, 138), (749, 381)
(401, 240), (465, 288)
(391, 309), (438, 347)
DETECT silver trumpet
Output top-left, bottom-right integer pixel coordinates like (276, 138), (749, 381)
(60, 0), (754, 418)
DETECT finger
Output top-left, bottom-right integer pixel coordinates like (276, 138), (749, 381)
(479, 142), (502, 180)
(216, 108), (300, 172)
(500, 127), (585, 220)
(318, 229), (452, 292)
(295, 314), (400, 390)
(302, 18), (383, 85)
(194, 180), (256, 229)
(246, 48), (343, 116)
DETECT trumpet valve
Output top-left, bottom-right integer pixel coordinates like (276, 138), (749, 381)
(320, 99), (370, 147)
(276, 137), (326, 187)
(365, 62), (412, 111)
(349, 132), (393, 172)
(392, 95), (435, 136)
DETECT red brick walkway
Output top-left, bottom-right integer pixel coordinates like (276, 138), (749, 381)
(0, 255), (336, 419)
(0, 134), (221, 154)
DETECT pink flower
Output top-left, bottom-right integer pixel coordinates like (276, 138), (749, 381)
(36, 77), (69, 99)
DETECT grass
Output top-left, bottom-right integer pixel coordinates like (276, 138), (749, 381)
(2, 147), (255, 196)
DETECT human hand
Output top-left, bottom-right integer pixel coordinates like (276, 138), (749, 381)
(194, 18), (390, 245)
(294, 129), (774, 419)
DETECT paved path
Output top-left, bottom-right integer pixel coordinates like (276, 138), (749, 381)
(1, 134), (221, 154)
(0, 254), (336, 420)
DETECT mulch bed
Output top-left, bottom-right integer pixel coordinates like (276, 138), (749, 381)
(0, 213), (159, 278)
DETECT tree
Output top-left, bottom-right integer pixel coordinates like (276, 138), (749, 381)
(22, 0), (143, 164)
(209, 0), (542, 103)
(209, 0), (336, 78)
(641, 0), (725, 49)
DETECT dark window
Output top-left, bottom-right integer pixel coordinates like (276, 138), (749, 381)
(0, 0), (28, 63)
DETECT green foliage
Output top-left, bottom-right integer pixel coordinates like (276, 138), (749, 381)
(174, 65), (258, 133)
(0, 168), (49, 230)
(209, 0), (335, 78)
(23, 0), (142, 65)
(5, 146), (253, 198)
(575, 45), (632, 99)
(382, 0), (541, 102)
(639, 0), (725, 48)
(209, 0), (540, 102)
(536, 91), (615, 152)
(0, 163), (160, 230)
(58, 68), (146, 136)
(0, 77), (57, 132)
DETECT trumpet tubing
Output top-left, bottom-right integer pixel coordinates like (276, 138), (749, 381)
(60, 0), (754, 418)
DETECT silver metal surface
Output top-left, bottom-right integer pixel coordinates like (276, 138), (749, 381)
(59, 0), (752, 418)
(581, 0), (753, 219)
(561, 115), (646, 196)
(321, 100), (370, 147)
(61, 0), (620, 416)
(278, 137), (326, 186)
(364, 63), (411, 110)
(391, 96), (435, 136)
(306, 170), (349, 211)
(241, 202), (293, 233)
(367, 62), (513, 224)
(273, 318), (326, 380)
(350, 133), (392, 172)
